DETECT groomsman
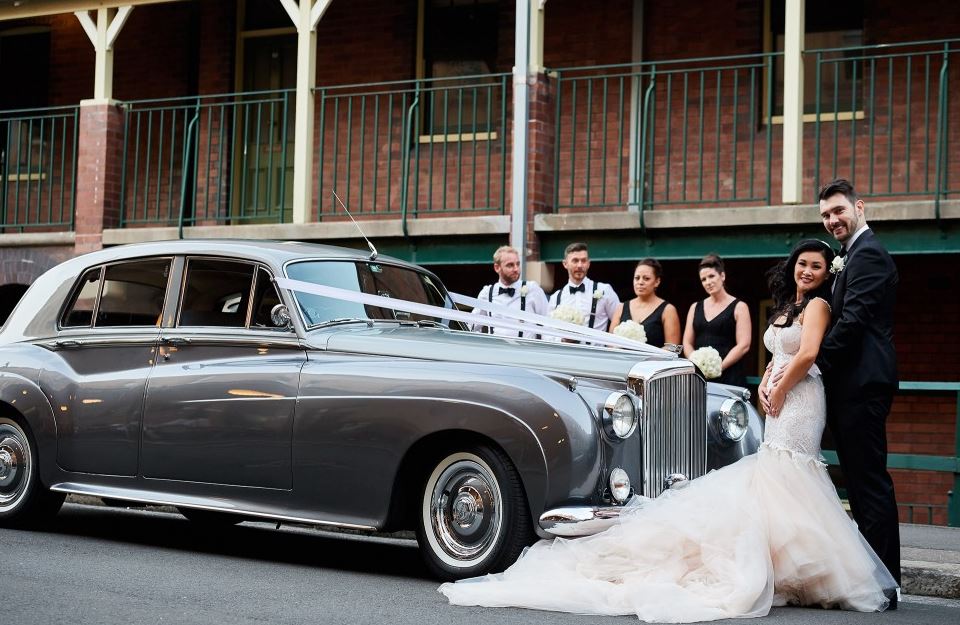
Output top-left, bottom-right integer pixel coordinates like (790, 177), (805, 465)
(471, 245), (548, 337)
(815, 178), (901, 603)
(548, 242), (619, 332)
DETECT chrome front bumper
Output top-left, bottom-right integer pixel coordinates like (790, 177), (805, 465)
(538, 506), (624, 537)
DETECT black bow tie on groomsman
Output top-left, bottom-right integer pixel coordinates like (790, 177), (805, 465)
(498, 286), (516, 297)
(568, 283), (586, 294)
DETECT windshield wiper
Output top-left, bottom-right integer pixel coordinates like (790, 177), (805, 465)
(311, 318), (369, 329)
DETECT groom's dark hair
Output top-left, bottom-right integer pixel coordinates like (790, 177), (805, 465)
(818, 178), (860, 205)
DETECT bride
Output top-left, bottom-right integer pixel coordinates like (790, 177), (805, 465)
(439, 240), (897, 622)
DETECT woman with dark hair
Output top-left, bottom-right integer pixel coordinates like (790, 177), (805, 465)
(609, 258), (681, 348)
(440, 239), (896, 621)
(682, 254), (752, 386)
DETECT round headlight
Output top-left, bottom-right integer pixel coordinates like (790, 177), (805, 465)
(603, 392), (638, 439)
(609, 467), (631, 503)
(718, 398), (748, 442)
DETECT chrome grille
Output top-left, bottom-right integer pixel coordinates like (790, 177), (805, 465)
(641, 372), (707, 497)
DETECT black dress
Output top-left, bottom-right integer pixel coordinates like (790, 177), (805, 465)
(692, 298), (746, 387)
(621, 299), (669, 349)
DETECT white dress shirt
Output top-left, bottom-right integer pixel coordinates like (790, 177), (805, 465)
(471, 279), (549, 337)
(548, 277), (620, 332)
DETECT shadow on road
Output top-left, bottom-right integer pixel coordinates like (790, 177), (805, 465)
(23, 504), (432, 579)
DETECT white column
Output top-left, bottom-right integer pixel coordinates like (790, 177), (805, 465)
(627, 0), (644, 210)
(781, 0), (805, 204)
(511, 0), (531, 276)
(75, 6), (133, 102)
(279, 0), (332, 224)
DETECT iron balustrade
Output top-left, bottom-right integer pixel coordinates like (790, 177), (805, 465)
(313, 74), (509, 220)
(0, 105), (78, 232)
(120, 90), (293, 227)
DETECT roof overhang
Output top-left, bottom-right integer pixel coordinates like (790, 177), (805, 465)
(0, 0), (184, 21)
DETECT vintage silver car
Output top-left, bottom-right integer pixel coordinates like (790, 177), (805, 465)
(0, 240), (761, 579)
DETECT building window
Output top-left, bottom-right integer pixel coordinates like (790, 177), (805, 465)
(419, 0), (500, 140)
(768, 0), (864, 120)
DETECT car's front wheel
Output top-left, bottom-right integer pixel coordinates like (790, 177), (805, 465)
(416, 445), (534, 581)
(0, 416), (64, 526)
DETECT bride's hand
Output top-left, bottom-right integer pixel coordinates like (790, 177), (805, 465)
(767, 386), (785, 417)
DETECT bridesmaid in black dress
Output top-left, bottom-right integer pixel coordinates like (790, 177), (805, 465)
(609, 258), (681, 349)
(682, 253), (752, 386)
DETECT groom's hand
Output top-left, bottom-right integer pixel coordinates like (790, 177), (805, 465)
(759, 385), (772, 415)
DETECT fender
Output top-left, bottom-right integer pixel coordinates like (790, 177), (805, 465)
(0, 372), (59, 487)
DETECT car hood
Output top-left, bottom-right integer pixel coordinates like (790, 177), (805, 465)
(310, 325), (678, 382)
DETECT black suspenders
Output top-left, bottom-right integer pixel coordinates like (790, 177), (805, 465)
(484, 281), (527, 335)
(555, 281), (601, 328)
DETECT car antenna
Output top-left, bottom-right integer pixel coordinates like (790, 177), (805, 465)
(332, 189), (378, 260)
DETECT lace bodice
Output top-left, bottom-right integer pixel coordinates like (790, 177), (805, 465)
(762, 322), (826, 456)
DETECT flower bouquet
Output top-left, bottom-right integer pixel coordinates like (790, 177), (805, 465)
(689, 346), (722, 379)
(549, 304), (584, 326)
(612, 320), (647, 344)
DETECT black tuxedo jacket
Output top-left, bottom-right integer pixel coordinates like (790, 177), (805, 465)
(817, 229), (899, 402)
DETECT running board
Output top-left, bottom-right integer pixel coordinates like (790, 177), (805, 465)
(50, 482), (377, 532)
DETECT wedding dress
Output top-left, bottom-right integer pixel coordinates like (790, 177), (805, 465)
(439, 320), (897, 622)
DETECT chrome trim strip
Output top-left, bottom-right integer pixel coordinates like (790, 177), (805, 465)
(49, 482), (376, 532)
(538, 506), (624, 537)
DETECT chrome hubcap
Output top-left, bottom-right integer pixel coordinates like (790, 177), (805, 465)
(0, 425), (31, 509)
(429, 457), (502, 563)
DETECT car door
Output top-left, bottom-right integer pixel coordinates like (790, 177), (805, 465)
(40, 257), (171, 476)
(140, 259), (305, 490)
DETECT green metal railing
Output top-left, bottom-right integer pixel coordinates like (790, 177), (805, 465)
(747, 377), (960, 527)
(314, 73), (509, 219)
(0, 105), (78, 232)
(552, 53), (781, 218)
(120, 90), (293, 227)
(810, 38), (959, 204)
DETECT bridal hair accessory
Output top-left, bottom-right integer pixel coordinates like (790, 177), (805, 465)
(830, 255), (846, 274)
(550, 304), (584, 325)
(689, 346), (722, 379)
(613, 320), (647, 344)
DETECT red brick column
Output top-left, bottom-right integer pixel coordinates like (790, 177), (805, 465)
(75, 100), (125, 256)
(525, 72), (555, 262)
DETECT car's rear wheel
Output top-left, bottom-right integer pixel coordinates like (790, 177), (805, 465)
(0, 416), (65, 526)
(416, 445), (534, 581)
(177, 506), (244, 527)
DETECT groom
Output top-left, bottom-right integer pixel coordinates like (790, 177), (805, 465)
(816, 178), (901, 598)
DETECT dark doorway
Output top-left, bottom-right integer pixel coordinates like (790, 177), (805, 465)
(0, 283), (29, 325)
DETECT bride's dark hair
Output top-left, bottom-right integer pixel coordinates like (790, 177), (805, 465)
(766, 239), (836, 328)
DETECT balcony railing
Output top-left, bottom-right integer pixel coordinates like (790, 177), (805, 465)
(552, 54), (781, 216)
(314, 74), (510, 219)
(810, 39), (959, 206)
(0, 105), (77, 232)
(120, 90), (293, 228)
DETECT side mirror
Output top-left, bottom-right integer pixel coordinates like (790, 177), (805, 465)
(270, 304), (292, 328)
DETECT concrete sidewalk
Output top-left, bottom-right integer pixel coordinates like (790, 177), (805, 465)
(901, 523), (960, 599)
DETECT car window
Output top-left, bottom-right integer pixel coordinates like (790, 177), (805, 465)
(179, 259), (255, 328)
(250, 267), (289, 330)
(286, 260), (459, 327)
(61, 267), (103, 327)
(62, 260), (170, 328)
(96, 260), (171, 327)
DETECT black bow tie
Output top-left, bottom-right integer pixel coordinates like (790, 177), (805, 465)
(568, 283), (586, 294)
(498, 286), (516, 297)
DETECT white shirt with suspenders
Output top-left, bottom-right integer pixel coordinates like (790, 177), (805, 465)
(471, 279), (549, 337)
(548, 277), (620, 336)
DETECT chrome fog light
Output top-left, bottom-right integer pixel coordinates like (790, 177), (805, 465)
(602, 392), (639, 439)
(609, 467), (631, 503)
(718, 398), (748, 442)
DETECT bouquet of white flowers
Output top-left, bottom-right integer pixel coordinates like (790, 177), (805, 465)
(689, 346), (722, 379)
(612, 320), (647, 344)
(549, 304), (584, 326)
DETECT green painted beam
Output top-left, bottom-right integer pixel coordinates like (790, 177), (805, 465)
(538, 222), (960, 262)
(821, 450), (960, 473)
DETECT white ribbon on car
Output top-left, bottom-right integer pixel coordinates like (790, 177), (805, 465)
(275, 277), (662, 353)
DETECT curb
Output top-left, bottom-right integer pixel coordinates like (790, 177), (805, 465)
(902, 561), (960, 599)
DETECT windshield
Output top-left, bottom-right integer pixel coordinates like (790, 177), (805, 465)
(286, 260), (463, 328)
